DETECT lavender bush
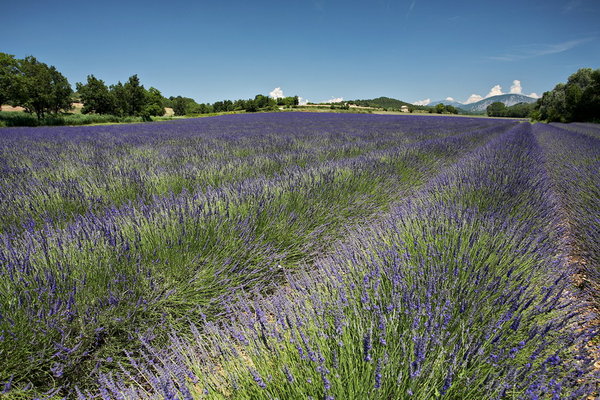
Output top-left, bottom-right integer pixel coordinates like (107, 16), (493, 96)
(534, 123), (600, 303)
(1, 114), (519, 397)
(79, 123), (597, 399)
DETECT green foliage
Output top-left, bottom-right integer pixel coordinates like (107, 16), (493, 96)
(76, 75), (116, 115)
(171, 96), (204, 116)
(445, 104), (458, 114)
(0, 111), (147, 127)
(144, 87), (166, 117)
(433, 103), (459, 114)
(348, 96), (420, 110)
(76, 75), (170, 118)
(330, 102), (350, 110)
(276, 95), (299, 106)
(165, 94), (299, 117)
(487, 102), (535, 118)
(123, 74), (146, 116)
(0, 52), (20, 106)
(486, 102), (506, 117)
(109, 81), (128, 116)
(536, 67), (600, 122)
(0, 55), (73, 119)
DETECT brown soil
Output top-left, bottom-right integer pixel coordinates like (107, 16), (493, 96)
(561, 223), (600, 398)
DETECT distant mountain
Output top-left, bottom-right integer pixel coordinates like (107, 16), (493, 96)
(348, 94), (538, 114)
(459, 94), (537, 112)
(429, 94), (537, 113)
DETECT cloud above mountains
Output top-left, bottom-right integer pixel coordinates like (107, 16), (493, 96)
(486, 85), (503, 98)
(413, 98), (431, 106)
(465, 81), (541, 104)
(414, 80), (541, 106)
(464, 94), (484, 104)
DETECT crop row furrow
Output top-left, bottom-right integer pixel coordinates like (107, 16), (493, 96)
(83, 123), (597, 399)
(0, 115), (514, 396)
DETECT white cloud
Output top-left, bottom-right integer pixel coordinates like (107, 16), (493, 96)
(464, 94), (483, 104)
(445, 97), (455, 102)
(269, 87), (284, 99)
(510, 80), (522, 94)
(413, 98), (431, 106)
(486, 85), (503, 98)
(298, 97), (309, 105)
(324, 97), (344, 103)
(510, 80), (540, 98)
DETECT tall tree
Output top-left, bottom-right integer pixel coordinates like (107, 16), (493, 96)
(15, 56), (72, 119)
(76, 75), (116, 114)
(486, 102), (506, 117)
(536, 68), (600, 122)
(48, 66), (72, 114)
(172, 96), (187, 116)
(144, 87), (166, 117)
(123, 74), (146, 116)
(0, 52), (20, 106)
(110, 82), (128, 116)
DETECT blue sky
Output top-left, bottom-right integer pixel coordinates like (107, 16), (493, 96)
(1, 0), (598, 104)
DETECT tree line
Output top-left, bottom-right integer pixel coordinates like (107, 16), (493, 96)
(168, 94), (299, 116)
(534, 68), (600, 123)
(486, 102), (535, 118)
(77, 74), (166, 119)
(0, 53), (72, 119)
(486, 68), (600, 122)
(1, 52), (300, 122)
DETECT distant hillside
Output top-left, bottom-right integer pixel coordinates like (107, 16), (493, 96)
(460, 94), (537, 112)
(347, 97), (428, 110)
(347, 94), (538, 114)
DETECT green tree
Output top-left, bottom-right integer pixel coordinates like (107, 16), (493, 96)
(245, 99), (258, 112)
(253, 94), (276, 109)
(144, 87), (166, 117)
(435, 103), (445, 114)
(109, 82), (128, 116)
(445, 105), (458, 114)
(172, 96), (187, 116)
(536, 68), (600, 122)
(0, 52), (20, 106)
(503, 102), (535, 118)
(578, 69), (600, 121)
(123, 74), (146, 116)
(486, 102), (506, 117)
(14, 56), (73, 119)
(76, 75), (116, 114)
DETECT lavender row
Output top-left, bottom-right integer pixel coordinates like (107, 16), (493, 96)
(533, 123), (600, 302)
(81, 123), (597, 399)
(0, 114), (501, 234)
(552, 122), (600, 140)
(0, 114), (511, 397)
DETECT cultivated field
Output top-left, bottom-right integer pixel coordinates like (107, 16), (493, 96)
(0, 113), (598, 399)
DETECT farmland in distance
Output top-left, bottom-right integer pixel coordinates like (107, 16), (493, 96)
(0, 113), (598, 399)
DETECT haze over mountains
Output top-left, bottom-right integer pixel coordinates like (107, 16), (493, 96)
(429, 94), (538, 112)
(345, 93), (538, 114)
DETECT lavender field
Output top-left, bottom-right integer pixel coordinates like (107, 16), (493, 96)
(0, 113), (598, 399)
